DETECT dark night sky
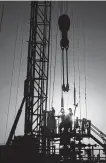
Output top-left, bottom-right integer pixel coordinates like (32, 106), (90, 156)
(0, 1), (106, 144)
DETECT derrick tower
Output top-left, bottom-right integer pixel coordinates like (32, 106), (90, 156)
(6, 1), (51, 149)
(24, 1), (51, 136)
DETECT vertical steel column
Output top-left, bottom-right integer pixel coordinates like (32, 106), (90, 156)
(24, 1), (51, 137)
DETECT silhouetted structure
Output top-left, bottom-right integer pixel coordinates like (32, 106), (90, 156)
(0, 1), (106, 163)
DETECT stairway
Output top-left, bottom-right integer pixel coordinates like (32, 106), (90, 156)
(90, 123), (106, 149)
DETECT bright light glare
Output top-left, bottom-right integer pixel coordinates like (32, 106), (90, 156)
(63, 92), (74, 114)
(49, 86), (86, 120)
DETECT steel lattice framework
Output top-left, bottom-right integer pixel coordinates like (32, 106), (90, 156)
(24, 1), (51, 135)
(6, 0), (51, 146)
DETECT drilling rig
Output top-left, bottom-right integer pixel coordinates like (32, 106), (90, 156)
(0, 1), (106, 163)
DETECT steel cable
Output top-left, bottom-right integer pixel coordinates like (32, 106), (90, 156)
(14, 19), (24, 127)
(0, 4), (4, 32)
(83, 17), (88, 119)
(66, 49), (69, 86)
(62, 50), (65, 87)
(48, 15), (53, 111)
(51, 7), (58, 108)
(4, 12), (19, 143)
(76, 16), (82, 120)
(78, 39), (81, 120)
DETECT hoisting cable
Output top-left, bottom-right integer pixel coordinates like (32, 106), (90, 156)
(61, 49), (65, 115)
(51, 10), (58, 108)
(66, 0), (69, 91)
(72, 10), (77, 117)
(66, 1), (68, 15)
(66, 48), (69, 91)
(48, 13), (53, 110)
(63, 1), (68, 14)
(78, 38), (81, 120)
(62, 49), (65, 90)
(0, 4), (4, 32)
(74, 82), (76, 115)
(60, 1), (64, 15)
(61, 91), (64, 114)
(83, 18), (88, 119)
(14, 18), (24, 134)
(60, 40), (65, 114)
(74, 82), (78, 121)
(63, 1), (65, 14)
(72, 11), (75, 89)
(76, 15), (82, 120)
(4, 12), (19, 144)
(85, 75), (87, 119)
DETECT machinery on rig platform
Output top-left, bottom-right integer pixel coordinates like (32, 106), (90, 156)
(0, 1), (106, 163)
